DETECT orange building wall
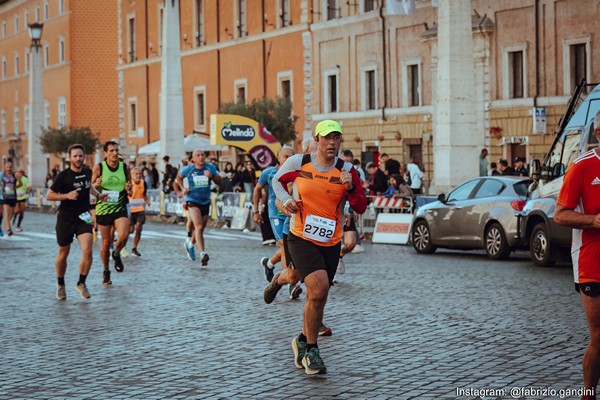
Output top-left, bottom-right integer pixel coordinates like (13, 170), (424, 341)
(120, 0), (309, 158)
(70, 0), (119, 141)
(0, 0), (119, 172)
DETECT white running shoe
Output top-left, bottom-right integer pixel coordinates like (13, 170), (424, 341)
(337, 258), (346, 274)
(351, 244), (365, 254)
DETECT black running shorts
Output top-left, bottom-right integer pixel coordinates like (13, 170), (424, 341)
(286, 233), (341, 286)
(283, 234), (293, 268)
(3, 198), (16, 208)
(343, 214), (357, 232)
(96, 210), (129, 226)
(576, 282), (600, 297)
(186, 201), (210, 217)
(56, 211), (93, 247)
(130, 211), (146, 226)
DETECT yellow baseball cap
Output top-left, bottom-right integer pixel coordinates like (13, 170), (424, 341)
(314, 120), (342, 137)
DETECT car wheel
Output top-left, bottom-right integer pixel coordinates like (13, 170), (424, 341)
(412, 220), (437, 254)
(529, 222), (556, 267)
(485, 222), (511, 260)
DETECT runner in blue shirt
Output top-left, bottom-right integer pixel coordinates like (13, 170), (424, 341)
(175, 149), (221, 266)
(253, 147), (297, 295)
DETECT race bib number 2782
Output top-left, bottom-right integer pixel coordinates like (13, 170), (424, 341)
(303, 214), (336, 243)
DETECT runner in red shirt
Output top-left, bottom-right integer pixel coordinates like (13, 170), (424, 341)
(555, 111), (600, 400)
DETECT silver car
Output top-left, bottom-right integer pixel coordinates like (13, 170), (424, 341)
(412, 176), (532, 260)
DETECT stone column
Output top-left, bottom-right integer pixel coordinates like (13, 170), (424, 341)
(432, 0), (480, 193)
(27, 44), (45, 188)
(159, 0), (185, 162)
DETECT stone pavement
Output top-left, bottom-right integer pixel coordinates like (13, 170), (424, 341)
(0, 211), (588, 399)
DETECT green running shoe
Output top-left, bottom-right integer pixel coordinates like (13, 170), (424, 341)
(302, 347), (327, 375)
(291, 335), (307, 369)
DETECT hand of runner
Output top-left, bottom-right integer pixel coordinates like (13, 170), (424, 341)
(340, 168), (353, 191)
(253, 212), (263, 224)
(344, 210), (351, 227)
(285, 199), (301, 214)
(592, 214), (600, 229)
(204, 170), (212, 179)
(93, 177), (102, 188)
(98, 193), (109, 202)
(66, 190), (79, 200)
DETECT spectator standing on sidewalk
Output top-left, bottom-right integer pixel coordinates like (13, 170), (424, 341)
(479, 148), (489, 177)
(406, 155), (425, 195)
(232, 162), (244, 192)
(353, 159), (366, 185)
(149, 163), (159, 189)
(488, 162), (501, 176)
(554, 111), (600, 400)
(380, 153), (401, 176)
(514, 157), (529, 177)
(365, 162), (388, 195)
(499, 159), (516, 176)
(241, 160), (256, 200)
(162, 156), (178, 194)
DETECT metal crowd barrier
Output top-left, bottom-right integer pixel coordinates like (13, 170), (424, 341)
(26, 188), (255, 228)
(361, 196), (414, 238)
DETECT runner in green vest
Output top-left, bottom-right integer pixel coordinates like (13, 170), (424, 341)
(92, 141), (132, 285)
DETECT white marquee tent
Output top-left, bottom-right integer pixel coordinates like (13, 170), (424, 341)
(138, 134), (229, 155)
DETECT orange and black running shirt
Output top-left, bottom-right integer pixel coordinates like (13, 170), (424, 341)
(557, 150), (600, 283)
(128, 179), (147, 213)
(273, 153), (367, 247)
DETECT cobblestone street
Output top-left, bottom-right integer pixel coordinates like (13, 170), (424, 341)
(0, 211), (587, 399)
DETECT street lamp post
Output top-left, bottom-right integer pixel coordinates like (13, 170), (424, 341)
(27, 22), (45, 188)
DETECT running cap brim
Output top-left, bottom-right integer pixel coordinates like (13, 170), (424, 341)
(314, 120), (342, 137)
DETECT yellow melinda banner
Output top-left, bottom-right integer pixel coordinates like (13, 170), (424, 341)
(210, 114), (281, 170)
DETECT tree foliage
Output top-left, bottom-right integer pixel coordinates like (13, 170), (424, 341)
(40, 126), (101, 156)
(218, 96), (299, 145)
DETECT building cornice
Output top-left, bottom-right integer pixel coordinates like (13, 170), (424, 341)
(0, 0), (27, 13)
(181, 23), (309, 57)
(313, 105), (433, 121)
(421, 15), (494, 40)
(310, 12), (379, 32)
(117, 24), (311, 71)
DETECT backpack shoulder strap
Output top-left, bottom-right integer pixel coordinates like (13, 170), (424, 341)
(301, 153), (311, 166)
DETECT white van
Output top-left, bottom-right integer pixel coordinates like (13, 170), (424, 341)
(517, 80), (600, 266)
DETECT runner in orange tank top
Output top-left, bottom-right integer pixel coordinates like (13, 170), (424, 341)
(127, 167), (150, 257)
(264, 120), (367, 375)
